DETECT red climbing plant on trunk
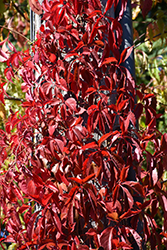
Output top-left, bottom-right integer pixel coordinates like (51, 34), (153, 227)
(0, 0), (167, 249)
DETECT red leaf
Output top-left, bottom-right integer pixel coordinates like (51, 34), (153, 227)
(27, 60), (38, 72)
(86, 228), (98, 236)
(142, 0), (152, 18)
(100, 227), (114, 250)
(27, 211), (40, 240)
(46, 181), (58, 193)
(57, 7), (66, 25)
(124, 111), (136, 132)
(134, 103), (143, 120)
(119, 46), (134, 65)
(41, 192), (53, 206)
(0, 47), (8, 62)
(136, 199), (151, 210)
(113, 185), (120, 204)
(119, 209), (140, 220)
(123, 181), (145, 197)
(64, 52), (78, 60)
(143, 93), (155, 100)
(89, 17), (102, 44)
(68, 186), (79, 198)
(27, 179), (36, 195)
(148, 117), (156, 130)
(18, 205), (31, 214)
(126, 227), (142, 249)
(121, 186), (134, 209)
(85, 87), (97, 96)
(65, 186), (79, 205)
(120, 166), (129, 182)
(152, 168), (158, 186)
(104, 0), (114, 15)
(11, 183), (24, 203)
(99, 57), (118, 67)
(110, 130), (120, 144)
(59, 78), (68, 91)
(94, 40), (104, 47)
(72, 41), (84, 52)
(68, 177), (83, 185)
(127, 111), (136, 127)
(81, 142), (98, 150)
(86, 188), (97, 211)
(28, 0), (42, 14)
(0, 91), (5, 105)
(98, 132), (112, 147)
(78, 246), (89, 250)
(117, 99), (129, 112)
(160, 133), (167, 151)
(116, 0), (128, 21)
(38, 239), (56, 250)
(136, 90), (143, 100)
(22, 101), (33, 107)
(49, 53), (57, 63)
(61, 104), (67, 120)
(142, 133), (155, 141)
(160, 232), (167, 238)
(82, 173), (95, 184)
(68, 202), (74, 225)
(65, 98), (77, 111)
(161, 195), (167, 212)
(118, 242), (132, 249)
(48, 125), (56, 136)
(42, 0), (51, 12)
(55, 138), (64, 154)
(51, 208), (63, 234)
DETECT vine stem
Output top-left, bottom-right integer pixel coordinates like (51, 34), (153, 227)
(4, 95), (25, 102)
(0, 25), (31, 43)
(134, 31), (167, 48)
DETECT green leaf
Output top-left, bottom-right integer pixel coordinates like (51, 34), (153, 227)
(7, 243), (17, 250)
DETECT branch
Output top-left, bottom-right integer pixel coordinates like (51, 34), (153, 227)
(4, 94), (25, 102)
(161, 179), (167, 184)
(13, 3), (30, 23)
(0, 25), (31, 43)
(134, 31), (167, 49)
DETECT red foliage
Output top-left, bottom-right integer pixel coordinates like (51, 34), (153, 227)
(0, 0), (167, 249)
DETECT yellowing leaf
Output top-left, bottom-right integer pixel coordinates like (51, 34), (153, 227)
(7, 243), (17, 250)
(0, 102), (6, 121)
(107, 212), (118, 221)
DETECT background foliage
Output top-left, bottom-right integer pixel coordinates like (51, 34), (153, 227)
(0, 0), (29, 129)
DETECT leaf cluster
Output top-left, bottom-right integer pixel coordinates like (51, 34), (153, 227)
(0, 0), (167, 249)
